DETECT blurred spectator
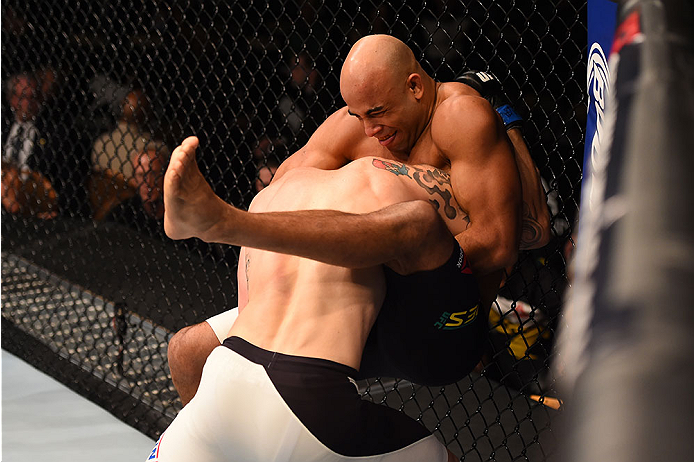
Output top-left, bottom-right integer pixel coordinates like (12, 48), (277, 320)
(251, 135), (287, 166)
(133, 147), (167, 220)
(88, 88), (166, 221)
(91, 88), (155, 181)
(103, 146), (168, 235)
(276, 51), (326, 145)
(255, 160), (279, 193)
(251, 136), (286, 195)
(1, 73), (62, 218)
(36, 66), (58, 100)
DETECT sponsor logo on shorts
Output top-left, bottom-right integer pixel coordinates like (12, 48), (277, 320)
(148, 432), (164, 461)
(456, 247), (473, 274)
(434, 305), (479, 330)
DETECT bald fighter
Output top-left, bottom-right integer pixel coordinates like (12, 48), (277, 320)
(167, 34), (551, 404)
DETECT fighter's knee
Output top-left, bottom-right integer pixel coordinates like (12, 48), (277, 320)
(168, 321), (220, 366)
(169, 324), (201, 361)
(167, 326), (190, 362)
(406, 200), (450, 244)
(387, 200), (455, 275)
(393, 200), (443, 240)
(167, 327), (190, 377)
(168, 323), (218, 405)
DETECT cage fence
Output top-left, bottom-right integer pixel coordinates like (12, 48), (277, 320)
(1, 1), (586, 460)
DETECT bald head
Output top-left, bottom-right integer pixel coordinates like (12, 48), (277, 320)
(340, 35), (420, 95)
(339, 35), (439, 156)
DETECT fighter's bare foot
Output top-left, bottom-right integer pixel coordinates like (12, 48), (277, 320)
(164, 136), (228, 241)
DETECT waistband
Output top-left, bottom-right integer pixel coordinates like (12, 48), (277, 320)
(222, 336), (359, 377)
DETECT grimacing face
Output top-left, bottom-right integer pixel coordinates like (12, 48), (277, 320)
(343, 76), (423, 156)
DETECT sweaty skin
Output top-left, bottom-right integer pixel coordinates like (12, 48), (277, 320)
(233, 158), (478, 366)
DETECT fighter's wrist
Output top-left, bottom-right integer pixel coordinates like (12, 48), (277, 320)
(495, 104), (523, 131)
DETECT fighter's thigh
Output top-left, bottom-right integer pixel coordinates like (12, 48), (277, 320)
(146, 400), (220, 462)
(150, 347), (236, 461)
(167, 321), (222, 369)
(169, 308), (238, 359)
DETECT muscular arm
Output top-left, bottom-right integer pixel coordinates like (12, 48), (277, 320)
(459, 80), (551, 250)
(506, 128), (551, 249)
(433, 97), (523, 275)
(272, 108), (366, 181)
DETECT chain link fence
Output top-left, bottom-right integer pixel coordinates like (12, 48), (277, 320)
(2, 1), (586, 460)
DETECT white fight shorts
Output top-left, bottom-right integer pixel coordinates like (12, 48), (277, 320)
(148, 337), (448, 462)
(205, 307), (238, 343)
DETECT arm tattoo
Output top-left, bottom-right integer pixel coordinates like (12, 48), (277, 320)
(371, 159), (465, 221)
(411, 169), (457, 219)
(520, 202), (544, 249)
(371, 158), (411, 177)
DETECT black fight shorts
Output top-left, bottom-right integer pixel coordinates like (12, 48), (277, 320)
(357, 243), (486, 386)
(148, 337), (448, 461)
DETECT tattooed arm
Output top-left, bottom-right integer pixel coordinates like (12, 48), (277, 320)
(506, 129), (551, 250)
(371, 159), (470, 228)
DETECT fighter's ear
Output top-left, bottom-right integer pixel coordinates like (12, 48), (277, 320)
(407, 73), (424, 100)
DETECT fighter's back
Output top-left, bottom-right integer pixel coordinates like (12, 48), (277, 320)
(227, 156), (468, 369)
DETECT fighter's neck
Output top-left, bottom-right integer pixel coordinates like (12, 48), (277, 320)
(421, 81), (442, 133)
(394, 81), (441, 162)
(410, 81), (442, 148)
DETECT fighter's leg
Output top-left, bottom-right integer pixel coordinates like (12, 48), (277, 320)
(168, 309), (239, 405)
(163, 136), (229, 241)
(165, 138), (455, 270)
(168, 322), (218, 406)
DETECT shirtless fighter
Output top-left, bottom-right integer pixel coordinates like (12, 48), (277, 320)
(150, 134), (490, 461)
(167, 34), (551, 404)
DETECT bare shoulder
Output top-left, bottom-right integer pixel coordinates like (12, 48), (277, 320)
(430, 93), (500, 157)
(439, 80), (481, 98)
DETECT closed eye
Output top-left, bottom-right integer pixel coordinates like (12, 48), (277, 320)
(347, 107), (386, 119)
